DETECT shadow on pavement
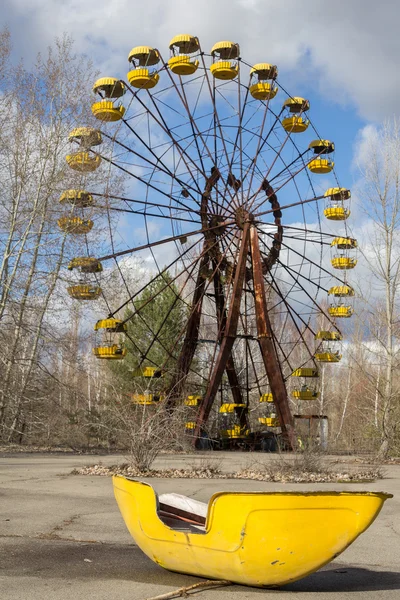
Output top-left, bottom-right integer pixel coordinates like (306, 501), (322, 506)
(2, 538), (399, 593)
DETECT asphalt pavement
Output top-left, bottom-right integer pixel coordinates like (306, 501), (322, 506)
(0, 452), (399, 599)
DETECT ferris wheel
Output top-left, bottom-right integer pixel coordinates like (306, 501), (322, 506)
(59, 35), (357, 450)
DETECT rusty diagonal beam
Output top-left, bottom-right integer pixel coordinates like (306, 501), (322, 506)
(250, 225), (296, 451)
(194, 223), (251, 442)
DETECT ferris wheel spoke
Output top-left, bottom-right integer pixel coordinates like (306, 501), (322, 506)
(275, 258), (341, 333)
(98, 128), (202, 212)
(90, 191), (199, 218)
(98, 204), (201, 224)
(265, 266), (320, 365)
(123, 80), (215, 199)
(258, 224), (348, 288)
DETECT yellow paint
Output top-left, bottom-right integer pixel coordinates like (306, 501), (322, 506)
(281, 116), (309, 133)
(168, 56), (199, 75)
(127, 69), (160, 89)
(57, 216), (93, 234)
(113, 477), (392, 588)
(250, 82), (278, 100)
(210, 61), (239, 80)
(308, 158), (334, 174)
(66, 152), (101, 172)
(67, 285), (102, 301)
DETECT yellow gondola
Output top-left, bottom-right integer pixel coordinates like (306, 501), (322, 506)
(132, 366), (162, 378)
(315, 331), (342, 341)
(67, 284), (102, 301)
(331, 237), (357, 250)
(282, 116), (309, 133)
(168, 34), (199, 75)
(308, 158), (334, 174)
(93, 318), (127, 361)
(314, 352), (342, 363)
(283, 97), (310, 112)
(131, 393), (163, 405)
(66, 152), (101, 172)
(68, 127), (102, 147)
(259, 393), (274, 402)
(324, 187), (351, 201)
(324, 206), (351, 220)
(331, 256), (357, 269)
(210, 41), (239, 80)
(68, 257), (102, 273)
(329, 305), (354, 318)
(59, 190), (94, 207)
(127, 46), (160, 89)
(185, 395), (201, 406)
(113, 477), (392, 587)
(219, 403), (246, 413)
(249, 63), (278, 100)
(220, 424), (249, 438)
(292, 389), (319, 400)
(258, 417), (280, 426)
(281, 96), (309, 132)
(328, 285), (355, 297)
(57, 216), (93, 234)
(92, 77), (125, 121)
(185, 421), (196, 430)
(291, 368), (319, 377)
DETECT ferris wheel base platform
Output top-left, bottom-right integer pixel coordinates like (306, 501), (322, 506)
(113, 475), (392, 587)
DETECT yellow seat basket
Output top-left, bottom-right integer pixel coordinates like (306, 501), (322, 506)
(132, 366), (162, 378)
(220, 425), (249, 438)
(292, 389), (319, 400)
(59, 190), (93, 207)
(67, 285), (102, 300)
(331, 237), (357, 250)
(282, 116), (309, 133)
(329, 305), (354, 318)
(127, 68), (160, 89)
(324, 187), (351, 201)
(185, 421), (196, 430)
(258, 417), (280, 426)
(168, 56), (199, 75)
(328, 285), (355, 297)
(210, 61), (238, 80)
(219, 403), (246, 413)
(57, 216), (93, 234)
(314, 352), (342, 363)
(259, 393), (274, 403)
(331, 256), (357, 270)
(185, 395), (201, 406)
(93, 345), (127, 360)
(131, 394), (161, 405)
(324, 206), (350, 220)
(68, 127), (102, 147)
(66, 152), (101, 172)
(315, 330), (342, 341)
(291, 368), (319, 377)
(91, 100), (125, 122)
(113, 478), (392, 587)
(250, 82), (278, 100)
(308, 158), (334, 174)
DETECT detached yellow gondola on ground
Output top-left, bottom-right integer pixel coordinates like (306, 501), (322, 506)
(113, 477), (392, 588)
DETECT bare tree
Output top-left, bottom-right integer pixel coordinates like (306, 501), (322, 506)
(356, 118), (400, 456)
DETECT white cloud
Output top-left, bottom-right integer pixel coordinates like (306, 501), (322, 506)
(4, 0), (400, 120)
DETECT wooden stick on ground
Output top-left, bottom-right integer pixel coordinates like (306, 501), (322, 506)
(145, 579), (233, 600)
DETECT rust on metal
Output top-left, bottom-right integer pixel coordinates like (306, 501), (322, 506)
(250, 224), (296, 450)
(194, 223), (251, 441)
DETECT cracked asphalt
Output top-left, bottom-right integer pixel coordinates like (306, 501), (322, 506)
(0, 453), (399, 599)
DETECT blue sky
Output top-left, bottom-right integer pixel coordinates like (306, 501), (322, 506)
(3, 0), (398, 313)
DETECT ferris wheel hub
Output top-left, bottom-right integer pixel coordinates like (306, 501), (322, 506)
(235, 207), (254, 229)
